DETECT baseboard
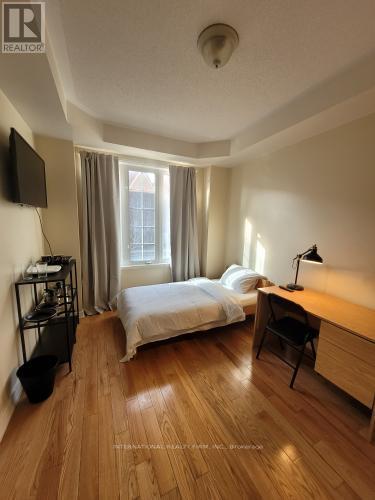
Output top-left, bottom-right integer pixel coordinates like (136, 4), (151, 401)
(10, 377), (23, 405)
(0, 377), (23, 442)
(0, 398), (15, 442)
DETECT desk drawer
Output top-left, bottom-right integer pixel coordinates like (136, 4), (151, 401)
(315, 322), (375, 409)
(319, 322), (375, 366)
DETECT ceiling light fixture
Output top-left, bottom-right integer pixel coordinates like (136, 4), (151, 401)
(197, 23), (239, 69)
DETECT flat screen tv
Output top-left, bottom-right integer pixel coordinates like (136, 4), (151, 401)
(9, 128), (47, 208)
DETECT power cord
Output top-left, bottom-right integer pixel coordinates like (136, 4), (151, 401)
(34, 207), (54, 258)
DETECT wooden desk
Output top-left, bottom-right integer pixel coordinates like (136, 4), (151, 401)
(254, 286), (375, 442)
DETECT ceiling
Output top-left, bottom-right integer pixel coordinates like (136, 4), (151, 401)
(0, 53), (71, 140)
(1, 0), (375, 165)
(50, 0), (375, 144)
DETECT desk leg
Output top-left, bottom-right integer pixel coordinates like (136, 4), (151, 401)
(369, 398), (375, 443)
(253, 292), (269, 350)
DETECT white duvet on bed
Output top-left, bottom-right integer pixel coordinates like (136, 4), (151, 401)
(117, 277), (245, 361)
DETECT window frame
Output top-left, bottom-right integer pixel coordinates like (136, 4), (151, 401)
(120, 163), (170, 267)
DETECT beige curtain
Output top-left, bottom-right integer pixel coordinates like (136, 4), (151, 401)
(80, 152), (121, 314)
(169, 166), (200, 281)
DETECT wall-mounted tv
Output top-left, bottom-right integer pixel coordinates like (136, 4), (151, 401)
(9, 128), (48, 208)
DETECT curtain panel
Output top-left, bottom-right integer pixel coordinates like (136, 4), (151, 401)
(169, 166), (200, 281)
(80, 152), (121, 314)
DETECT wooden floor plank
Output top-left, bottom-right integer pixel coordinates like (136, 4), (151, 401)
(12, 385), (64, 498)
(140, 356), (204, 499)
(33, 464), (62, 500)
(162, 486), (182, 500)
(110, 375), (129, 435)
(56, 379), (86, 500)
(78, 414), (99, 500)
(194, 472), (221, 500)
(0, 311), (374, 500)
(98, 394), (120, 500)
(115, 430), (139, 500)
(314, 439), (375, 498)
(141, 405), (177, 495)
(136, 460), (161, 499)
(126, 396), (152, 465)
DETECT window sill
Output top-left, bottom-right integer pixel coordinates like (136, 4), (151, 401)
(121, 263), (171, 271)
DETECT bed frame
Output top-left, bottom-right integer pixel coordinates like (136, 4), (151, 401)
(124, 277), (275, 359)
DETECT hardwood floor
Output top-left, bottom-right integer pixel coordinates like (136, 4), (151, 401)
(0, 312), (374, 499)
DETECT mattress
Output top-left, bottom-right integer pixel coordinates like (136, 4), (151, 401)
(117, 277), (247, 361)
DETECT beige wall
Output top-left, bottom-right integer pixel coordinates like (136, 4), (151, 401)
(226, 113), (375, 309)
(195, 167), (205, 271)
(35, 136), (82, 305)
(121, 264), (172, 289)
(0, 89), (44, 440)
(202, 166), (231, 279)
(199, 167), (210, 277)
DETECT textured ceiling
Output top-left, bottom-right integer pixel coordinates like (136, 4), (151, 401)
(50, 0), (375, 143)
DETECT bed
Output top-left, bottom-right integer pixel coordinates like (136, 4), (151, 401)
(117, 265), (271, 361)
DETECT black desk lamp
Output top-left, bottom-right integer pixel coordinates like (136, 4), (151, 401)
(287, 244), (323, 291)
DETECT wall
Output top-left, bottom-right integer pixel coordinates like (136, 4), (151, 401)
(195, 167), (205, 271)
(199, 167), (210, 277)
(0, 89), (44, 440)
(202, 166), (231, 279)
(121, 264), (172, 289)
(35, 135), (82, 305)
(226, 113), (375, 309)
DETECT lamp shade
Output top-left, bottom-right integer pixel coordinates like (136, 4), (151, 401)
(302, 245), (323, 264)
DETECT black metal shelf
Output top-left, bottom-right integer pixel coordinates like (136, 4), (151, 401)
(15, 259), (79, 372)
(21, 289), (78, 330)
(16, 262), (75, 286)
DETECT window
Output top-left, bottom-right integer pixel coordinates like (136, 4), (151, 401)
(120, 163), (170, 265)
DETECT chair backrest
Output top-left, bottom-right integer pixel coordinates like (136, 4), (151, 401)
(267, 293), (309, 326)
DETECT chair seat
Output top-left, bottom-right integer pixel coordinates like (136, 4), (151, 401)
(267, 317), (318, 346)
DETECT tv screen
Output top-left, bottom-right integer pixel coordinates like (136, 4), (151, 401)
(9, 128), (47, 208)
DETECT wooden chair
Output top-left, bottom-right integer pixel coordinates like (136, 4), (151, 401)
(256, 293), (318, 388)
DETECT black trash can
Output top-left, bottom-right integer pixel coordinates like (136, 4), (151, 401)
(17, 355), (58, 404)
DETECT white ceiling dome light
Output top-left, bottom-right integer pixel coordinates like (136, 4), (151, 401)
(197, 23), (239, 69)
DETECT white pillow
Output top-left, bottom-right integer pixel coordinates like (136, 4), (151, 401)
(220, 264), (265, 293)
